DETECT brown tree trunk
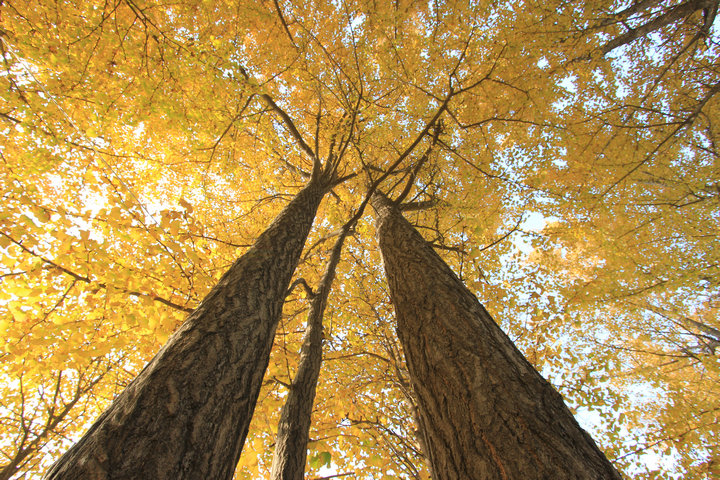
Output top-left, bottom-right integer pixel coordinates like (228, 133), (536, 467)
(269, 226), (350, 480)
(45, 177), (330, 480)
(371, 192), (623, 480)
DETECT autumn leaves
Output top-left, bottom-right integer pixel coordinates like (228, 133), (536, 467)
(1, 0), (718, 478)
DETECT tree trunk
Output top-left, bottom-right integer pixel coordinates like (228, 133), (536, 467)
(269, 226), (350, 480)
(371, 192), (622, 480)
(45, 177), (330, 480)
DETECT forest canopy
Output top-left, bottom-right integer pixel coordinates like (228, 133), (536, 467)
(0, 0), (718, 478)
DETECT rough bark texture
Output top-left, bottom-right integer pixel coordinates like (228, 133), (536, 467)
(269, 228), (349, 480)
(45, 178), (329, 480)
(371, 192), (623, 480)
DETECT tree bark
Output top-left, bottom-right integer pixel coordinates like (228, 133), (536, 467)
(45, 177), (330, 480)
(371, 192), (623, 480)
(269, 226), (350, 480)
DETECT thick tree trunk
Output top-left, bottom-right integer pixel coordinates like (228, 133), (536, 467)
(371, 192), (622, 480)
(269, 227), (350, 480)
(45, 178), (329, 480)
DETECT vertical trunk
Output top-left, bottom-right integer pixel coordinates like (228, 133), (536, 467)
(269, 227), (350, 480)
(46, 178), (329, 480)
(371, 192), (622, 480)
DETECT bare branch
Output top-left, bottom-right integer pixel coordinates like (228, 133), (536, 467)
(601, 0), (714, 55)
(0, 231), (194, 313)
(272, 0), (297, 47)
(259, 93), (318, 166)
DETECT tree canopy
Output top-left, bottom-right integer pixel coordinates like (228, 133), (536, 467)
(0, 0), (718, 478)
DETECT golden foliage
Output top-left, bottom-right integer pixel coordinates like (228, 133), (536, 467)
(0, 0), (718, 478)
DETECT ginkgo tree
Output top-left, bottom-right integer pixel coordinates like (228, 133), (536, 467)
(0, 0), (718, 479)
(514, 1), (720, 476)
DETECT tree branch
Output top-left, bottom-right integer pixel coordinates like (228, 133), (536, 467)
(601, 0), (714, 55)
(1, 232), (194, 313)
(272, 0), (297, 47)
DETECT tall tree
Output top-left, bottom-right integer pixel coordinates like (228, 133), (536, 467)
(45, 164), (340, 480)
(2, 0), (718, 477)
(269, 178), (395, 479)
(371, 191), (622, 479)
(269, 221), (351, 480)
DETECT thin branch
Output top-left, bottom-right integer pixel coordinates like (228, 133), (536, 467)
(477, 215), (524, 253)
(394, 120), (443, 205)
(601, 0), (713, 55)
(599, 80), (720, 199)
(1, 231), (193, 313)
(309, 473), (355, 480)
(286, 278), (315, 298)
(272, 0), (297, 47)
(259, 93), (318, 165)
